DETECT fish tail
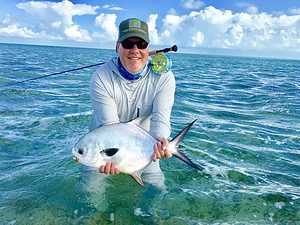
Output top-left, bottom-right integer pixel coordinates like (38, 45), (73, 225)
(169, 119), (203, 171)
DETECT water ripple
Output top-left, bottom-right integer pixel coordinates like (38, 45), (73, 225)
(1, 44), (299, 224)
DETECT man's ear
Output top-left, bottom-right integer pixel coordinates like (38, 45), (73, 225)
(116, 42), (120, 53)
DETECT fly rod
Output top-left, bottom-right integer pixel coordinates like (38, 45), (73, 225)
(0, 45), (177, 89)
(148, 45), (177, 56)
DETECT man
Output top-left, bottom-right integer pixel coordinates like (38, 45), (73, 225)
(89, 18), (175, 185)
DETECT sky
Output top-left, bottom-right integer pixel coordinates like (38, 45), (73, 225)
(0, 0), (300, 59)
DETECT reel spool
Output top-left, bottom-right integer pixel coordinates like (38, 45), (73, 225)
(151, 53), (172, 74)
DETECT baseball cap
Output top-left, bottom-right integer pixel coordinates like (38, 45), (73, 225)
(118, 18), (150, 43)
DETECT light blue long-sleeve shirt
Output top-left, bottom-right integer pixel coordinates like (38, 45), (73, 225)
(89, 57), (175, 176)
(89, 57), (175, 139)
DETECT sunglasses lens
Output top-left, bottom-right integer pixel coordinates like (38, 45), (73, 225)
(121, 41), (133, 49)
(121, 40), (148, 49)
(137, 41), (148, 49)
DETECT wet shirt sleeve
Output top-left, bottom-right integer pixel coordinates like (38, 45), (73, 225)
(150, 70), (176, 139)
(89, 68), (119, 131)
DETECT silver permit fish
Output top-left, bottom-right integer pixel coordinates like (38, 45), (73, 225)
(72, 118), (202, 186)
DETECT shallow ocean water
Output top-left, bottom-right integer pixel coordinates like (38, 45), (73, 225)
(0, 43), (299, 224)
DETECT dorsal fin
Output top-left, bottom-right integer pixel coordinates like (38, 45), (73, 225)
(128, 114), (151, 127)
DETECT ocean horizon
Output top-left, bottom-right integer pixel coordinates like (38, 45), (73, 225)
(1, 42), (300, 61)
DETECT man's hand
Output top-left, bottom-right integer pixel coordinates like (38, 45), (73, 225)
(153, 137), (172, 161)
(99, 162), (120, 175)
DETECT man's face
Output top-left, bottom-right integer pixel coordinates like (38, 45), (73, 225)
(117, 37), (149, 74)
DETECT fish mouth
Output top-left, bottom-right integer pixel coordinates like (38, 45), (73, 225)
(73, 156), (80, 163)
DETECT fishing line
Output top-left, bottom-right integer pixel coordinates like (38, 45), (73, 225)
(0, 62), (105, 89)
(0, 45), (177, 89)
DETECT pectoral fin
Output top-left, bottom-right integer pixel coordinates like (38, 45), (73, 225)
(101, 148), (119, 157)
(130, 171), (144, 187)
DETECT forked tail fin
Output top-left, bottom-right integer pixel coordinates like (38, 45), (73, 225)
(169, 119), (203, 171)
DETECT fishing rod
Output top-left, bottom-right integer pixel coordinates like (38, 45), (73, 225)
(0, 45), (178, 89)
(0, 62), (105, 89)
(148, 45), (177, 56)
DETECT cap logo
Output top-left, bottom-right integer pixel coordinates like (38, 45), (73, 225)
(129, 19), (141, 28)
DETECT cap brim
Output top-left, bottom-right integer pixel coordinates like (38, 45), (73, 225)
(119, 33), (150, 43)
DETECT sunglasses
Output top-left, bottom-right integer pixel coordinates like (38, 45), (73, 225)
(121, 39), (148, 49)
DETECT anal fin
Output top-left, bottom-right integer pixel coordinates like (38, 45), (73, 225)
(131, 171), (144, 187)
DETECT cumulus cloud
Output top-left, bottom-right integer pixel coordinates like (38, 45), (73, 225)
(191, 31), (204, 47)
(147, 14), (159, 44)
(10, 0), (98, 41)
(51, 21), (62, 29)
(1, 1), (300, 55)
(181, 0), (205, 10)
(17, 0), (98, 24)
(235, 2), (258, 14)
(94, 13), (118, 41)
(0, 23), (62, 40)
(2, 14), (11, 25)
(0, 13), (62, 40)
(102, 5), (126, 11)
(289, 8), (300, 15)
(64, 25), (91, 42)
(167, 8), (178, 15)
(156, 6), (300, 52)
(109, 7), (125, 11)
(0, 0), (124, 44)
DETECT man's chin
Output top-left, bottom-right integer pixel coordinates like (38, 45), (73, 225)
(127, 66), (143, 74)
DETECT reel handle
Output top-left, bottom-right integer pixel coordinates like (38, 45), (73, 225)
(149, 45), (177, 56)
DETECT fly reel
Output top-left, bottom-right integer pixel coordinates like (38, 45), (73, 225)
(151, 53), (172, 74)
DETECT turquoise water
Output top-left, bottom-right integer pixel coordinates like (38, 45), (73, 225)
(0, 43), (299, 224)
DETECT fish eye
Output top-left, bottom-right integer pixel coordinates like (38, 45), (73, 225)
(78, 149), (84, 155)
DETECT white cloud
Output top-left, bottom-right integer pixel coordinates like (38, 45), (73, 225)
(94, 13), (118, 42)
(13, 0), (98, 42)
(109, 6), (126, 11)
(167, 8), (177, 15)
(0, 13), (61, 40)
(155, 6), (300, 52)
(0, 23), (62, 40)
(51, 21), (62, 29)
(246, 6), (258, 14)
(235, 2), (258, 14)
(102, 5), (111, 9)
(64, 25), (91, 42)
(17, 0), (98, 25)
(1, 1), (299, 55)
(289, 8), (300, 15)
(0, 24), (36, 38)
(181, 0), (205, 10)
(147, 14), (159, 44)
(2, 14), (11, 25)
(191, 31), (204, 47)
(17, 0), (98, 16)
(163, 14), (186, 27)
(223, 25), (244, 47)
(102, 4), (126, 11)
